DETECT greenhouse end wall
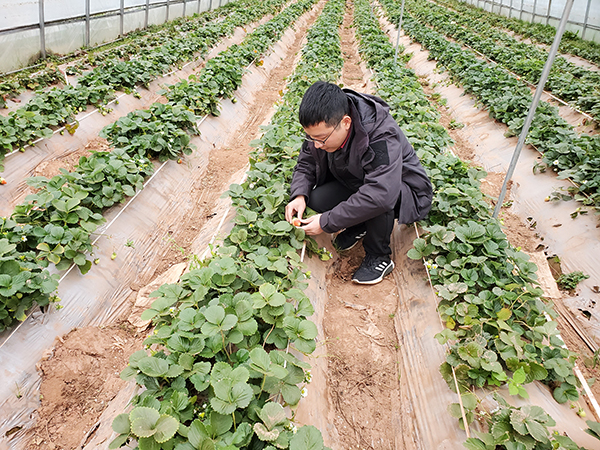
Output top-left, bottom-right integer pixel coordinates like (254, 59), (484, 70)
(463, 0), (600, 44)
(0, 0), (232, 74)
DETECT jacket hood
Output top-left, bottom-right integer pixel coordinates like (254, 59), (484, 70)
(343, 88), (391, 137)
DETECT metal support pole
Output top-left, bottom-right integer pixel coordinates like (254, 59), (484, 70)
(533, 0), (538, 22)
(493, 0), (575, 218)
(39, 0), (46, 59)
(85, 0), (90, 47)
(198, 0), (201, 14)
(546, 0), (553, 25)
(145, 0), (150, 28)
(166, 0), (170, 22)
(183, 0), (187, 17)
(393, 0), (406, 66)
(210, 0), (213, 12)
(120, 0), (124, 36)
(509, 0), (514, 19)
(581, 0), (592, 40)
(519, 0), (523, 22)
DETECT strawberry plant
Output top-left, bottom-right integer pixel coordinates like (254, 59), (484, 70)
(0, 67), (65, 108)
(358, 0), (589, 447)
(386, 0), (600, 212)
(556, 271), (590, 291)
(100, 103), (199, 161)
(435, 0), (600, 66)
(464, 394), (589, 450)
(405, 0), (600, 120)
(108, 0), (342, 448)
(10, 179), (105, 273)
(0, 0), (290, 171)
(65, 149), (154, 209)
(0, 232), (59, 332)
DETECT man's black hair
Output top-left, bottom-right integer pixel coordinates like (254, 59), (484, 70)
(298, 81), (350, 128)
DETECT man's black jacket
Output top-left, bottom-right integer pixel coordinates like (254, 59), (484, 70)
(290, 89), (433, 233)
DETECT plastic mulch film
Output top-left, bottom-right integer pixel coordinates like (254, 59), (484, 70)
(392, 225), (600, 449)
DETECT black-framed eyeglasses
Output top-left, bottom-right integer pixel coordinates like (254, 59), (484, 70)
(304, 119), (342, 145)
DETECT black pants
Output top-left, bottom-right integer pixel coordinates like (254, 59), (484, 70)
(308, 181), (395, 257)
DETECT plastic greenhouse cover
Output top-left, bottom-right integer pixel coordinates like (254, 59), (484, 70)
(0, 28), (40, 73)
(0, 0), (39, 30)
(45, 21), (86, 56)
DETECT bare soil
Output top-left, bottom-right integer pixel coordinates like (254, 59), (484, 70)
(33, 138), (108, 179)
(24, 325), (145, 450)
(324, 246), (402, 450)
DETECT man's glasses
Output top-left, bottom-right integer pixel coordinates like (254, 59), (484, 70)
(304, 119), (342, 145)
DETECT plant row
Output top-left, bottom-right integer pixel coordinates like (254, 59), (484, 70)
(359, 1), (596, 448)
(407, 0), (600, 120)
(0, 67), (65, 108)
(0, 4), (231, 108)
(108, 0), (345, 449)
(392, 0), (600, 212)
(436, 0), (600, 66)
(0, 0), (287, 171)
(0, 0), (313, 333)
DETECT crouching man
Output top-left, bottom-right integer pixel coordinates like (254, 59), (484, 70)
(285, 81), (433, 285)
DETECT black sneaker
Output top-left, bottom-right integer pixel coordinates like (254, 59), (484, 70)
(352, 254), (395, 285)
(333, 226), (367, 252)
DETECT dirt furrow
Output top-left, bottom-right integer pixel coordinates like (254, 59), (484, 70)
(321, 2), (403, 449)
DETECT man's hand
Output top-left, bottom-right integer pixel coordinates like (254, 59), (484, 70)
(299, 214), (323, 236)
(285, 196), (306, 223)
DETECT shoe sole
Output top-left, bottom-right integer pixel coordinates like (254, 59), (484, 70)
(352, 261), (395, 285)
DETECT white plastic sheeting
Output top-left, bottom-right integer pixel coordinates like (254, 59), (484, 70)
(0, 0), (231, 73)
(464, 0), (600, 43)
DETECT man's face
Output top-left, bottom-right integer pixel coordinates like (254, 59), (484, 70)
(303, 115), (352, 153)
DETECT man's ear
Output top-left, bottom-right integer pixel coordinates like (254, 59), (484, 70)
(342, 115), (352, 130)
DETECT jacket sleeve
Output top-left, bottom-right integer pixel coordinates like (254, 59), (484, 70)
(319, 129), (407, 233)
(289, 141), (317, 202)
